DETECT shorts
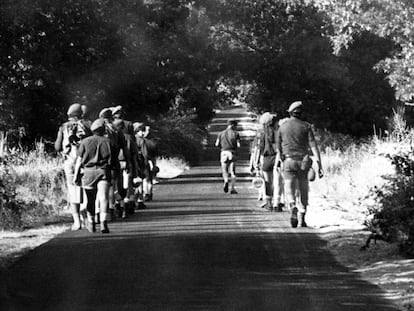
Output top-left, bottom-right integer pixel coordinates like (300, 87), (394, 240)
(82, 168), (111, 190)
(262, 155), (276, 172)
(63, 158), (76, 186)
(220, 150), (236, 164)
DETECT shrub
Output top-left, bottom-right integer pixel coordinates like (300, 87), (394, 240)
(0, 157), (22, 229)
(150, 108), (206, 165)
(364, 151), (414, 256)
(0, 142), (67, 230)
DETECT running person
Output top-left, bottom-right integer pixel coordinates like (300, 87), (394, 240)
(215, 119), (241, 194)
(277, 101), (324, 227)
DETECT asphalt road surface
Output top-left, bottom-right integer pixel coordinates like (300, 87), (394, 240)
(1, 163), (399, 311)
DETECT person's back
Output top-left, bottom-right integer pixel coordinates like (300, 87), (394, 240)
(215, 120), (240, 194)
(278, 117), (313, 159)
(217, 127), (239, 152)
(79, 135), (113, 170)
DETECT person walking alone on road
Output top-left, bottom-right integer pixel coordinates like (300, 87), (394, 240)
(215, 119), (241, 194)
(73, 119), (115, 234)
(277, 101), (324, 228)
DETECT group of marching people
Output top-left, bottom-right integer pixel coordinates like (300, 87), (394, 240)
(55, 103), (158, 234)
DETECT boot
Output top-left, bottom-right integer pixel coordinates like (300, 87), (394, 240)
(101, 220), (110, 234)
(265, 199), (273, 211)
(289, 203), (298, 228)
(299, 212), (307, 227)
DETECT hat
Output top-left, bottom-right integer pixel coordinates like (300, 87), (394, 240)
(113, 119), (124, 129)
(133, 122), (145, 133)
(259, 112), (276, 125)
(67, 103), (82, 117)
(91, 119), (105, 132)
(111, 105), (123, 116)
(287, 101), (303, 113)
(99, 108), (112, 119)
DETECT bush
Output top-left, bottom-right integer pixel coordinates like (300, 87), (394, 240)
(0, 159), (22, 229)
(151, 108), (206, 165)
(0, 142), (67, 230)
(364, 151), (414, 256)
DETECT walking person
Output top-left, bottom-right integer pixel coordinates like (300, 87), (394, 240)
(54, 103), (91, 230)
(215, 119), (241, 194)
(143, 125), (158, 201)
(98, 107), (130, 220)
(277, 101), (324, 228)
(134, 122), (151, 209)
(256, 112), (284, 211)
(113, 118), (139, 218)
(73, 119), (115, 234)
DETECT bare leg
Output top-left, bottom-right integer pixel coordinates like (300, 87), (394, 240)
(97, 180), (110, 233)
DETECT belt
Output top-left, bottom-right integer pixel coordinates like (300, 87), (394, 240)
(285, 155), (304, 160)
(84, 166), (109, 170)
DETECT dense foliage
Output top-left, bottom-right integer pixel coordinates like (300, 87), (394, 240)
(365, 151), (414, 256)
(1, 0), (413, 142)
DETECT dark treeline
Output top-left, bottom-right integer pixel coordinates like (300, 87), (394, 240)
(0, 0), (405, 141)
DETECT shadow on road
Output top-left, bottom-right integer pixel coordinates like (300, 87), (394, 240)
(2, 213), (398, 310)
(0, 165), (400, 311)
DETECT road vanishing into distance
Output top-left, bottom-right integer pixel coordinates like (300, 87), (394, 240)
(1, 106), (399, 310)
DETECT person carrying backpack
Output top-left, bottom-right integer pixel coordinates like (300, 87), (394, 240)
(98, 108), (131, 220)
(54, 103), (92, 230)
(257, 112), (284, 212)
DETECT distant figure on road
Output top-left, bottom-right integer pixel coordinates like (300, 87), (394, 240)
(215, 119), (241, 194)
(54, 103), (91, 231)
(277, 101), (324, 228)
(73, 119), (115, 234)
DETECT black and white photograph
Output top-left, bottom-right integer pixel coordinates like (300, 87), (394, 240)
(0, 0), (413, 310)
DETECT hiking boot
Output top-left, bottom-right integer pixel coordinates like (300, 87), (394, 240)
(144, 194), (152, 202)
(274, 203), (284, 212)
(86, 221), (96, 233)
(137, 202), (146, 210)
(223, 182), (229, 193)
(115, 203), (122, 218)
(230, 189), (238, 194)
(126, 202), (135, 215)
(290, 206), (298, 228)
(101, 221), (110, 234)
(299, 212), (307, 227)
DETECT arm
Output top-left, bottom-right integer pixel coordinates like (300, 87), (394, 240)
(215, 134), (220, 148)
(73, 156), (82, 185)
(308, 129), (324, 178)
(54, 126), (63, 152)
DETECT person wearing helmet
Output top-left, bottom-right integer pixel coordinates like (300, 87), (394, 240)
(54, 103), (91, 231)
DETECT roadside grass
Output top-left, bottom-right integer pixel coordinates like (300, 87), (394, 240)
(308, 131), (414, 311)
(0, 153), (189, 269)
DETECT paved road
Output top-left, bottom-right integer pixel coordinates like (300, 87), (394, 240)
(1, 106), (399, 310)
(2, 162), (398, 310)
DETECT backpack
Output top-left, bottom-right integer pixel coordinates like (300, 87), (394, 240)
(61, 120), (91, 159)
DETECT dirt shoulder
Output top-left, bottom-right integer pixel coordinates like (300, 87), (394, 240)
(307, 191), (414, 311)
